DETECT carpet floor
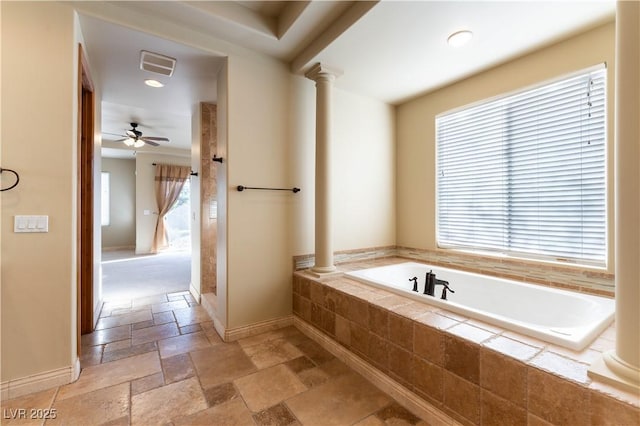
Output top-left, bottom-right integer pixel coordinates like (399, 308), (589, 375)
(102, 249), (191, 302)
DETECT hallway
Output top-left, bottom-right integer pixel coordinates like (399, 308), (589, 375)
(2, 292), (427, 425)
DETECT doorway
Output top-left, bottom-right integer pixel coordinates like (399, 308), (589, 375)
(78, 12), (221, 339)
(78, 45), (95, 338)
(99, 158), (192, 302)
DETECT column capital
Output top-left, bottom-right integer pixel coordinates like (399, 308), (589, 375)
(305, 63), (343, 82)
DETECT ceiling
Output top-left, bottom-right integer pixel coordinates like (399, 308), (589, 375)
(78, 0), (615, 158)
(310, 1), (616, 104)
(80, 14), (224, 155)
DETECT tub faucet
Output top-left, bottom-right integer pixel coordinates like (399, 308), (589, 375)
(424, 272), (455, 300)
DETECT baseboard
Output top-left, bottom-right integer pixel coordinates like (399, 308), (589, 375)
(224, 315), (294, 342)
(189, 283), (201, 304)
(293, 318), (458, 426)
(102, 245), (135, 252)
(214, 316), (293, 342)
(199, 294), (293, 343)
(1, 358), (80, 401)
(1, 382), (9, 401)
(72, 357), (81, 382)
(200, 292), (225, 340)
(93, 297), (103, 329)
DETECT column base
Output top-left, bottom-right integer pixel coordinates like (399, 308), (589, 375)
(309, 265), (341, 278)
(588, 350), (640, 393)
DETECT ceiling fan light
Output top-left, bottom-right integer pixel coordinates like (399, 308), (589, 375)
(447, 30), (473, 47)
(133, 140), (145, 148)
(123, 138), (135, 146)
(145, 79), (164, 88)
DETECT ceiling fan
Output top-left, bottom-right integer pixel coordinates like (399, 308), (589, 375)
(108, 122), (169, 148)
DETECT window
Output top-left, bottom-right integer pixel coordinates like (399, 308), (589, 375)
(436, 65), (606, 266)
(164, 177), (191, 250)
(101, 172), (110, 226)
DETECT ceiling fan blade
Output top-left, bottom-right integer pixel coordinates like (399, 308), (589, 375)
(114, 138), (127, 142)
(142, 137), (170, 142)
(143, 140), (160, 147)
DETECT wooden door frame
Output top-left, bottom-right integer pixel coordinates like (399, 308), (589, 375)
(78, 44), (95, 344)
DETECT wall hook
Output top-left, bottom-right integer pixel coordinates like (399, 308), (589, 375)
(212, 155), (224, 163)
(0, 167), (20, 192)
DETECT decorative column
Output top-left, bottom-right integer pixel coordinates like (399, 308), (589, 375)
(589, 0), (640, 392)
(305, 63), (342, 274)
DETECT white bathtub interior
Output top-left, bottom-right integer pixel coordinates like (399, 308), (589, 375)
(345, 262), (614, 351)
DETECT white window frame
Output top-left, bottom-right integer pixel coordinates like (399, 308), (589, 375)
(435, 64), (607, 267)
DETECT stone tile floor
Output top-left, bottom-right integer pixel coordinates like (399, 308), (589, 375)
(3, 291), (429, 425)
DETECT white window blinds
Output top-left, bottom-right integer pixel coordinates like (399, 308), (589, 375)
(436, 65), (606, 266)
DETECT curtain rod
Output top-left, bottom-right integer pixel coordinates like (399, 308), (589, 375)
(237, 185), (300, 193)
(152, 163), (198, 177)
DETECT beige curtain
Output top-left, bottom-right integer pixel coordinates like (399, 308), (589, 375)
(151, 164), (191, 253)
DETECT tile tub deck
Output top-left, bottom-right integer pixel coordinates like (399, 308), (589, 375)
(293, 257), (639, 426)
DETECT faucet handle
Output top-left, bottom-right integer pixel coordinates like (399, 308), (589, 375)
(440, 282), (455, 300)
(409, 277), (418, 292)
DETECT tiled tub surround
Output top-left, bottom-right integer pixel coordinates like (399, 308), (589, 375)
(293, 246), (614, 296)
(292, 260), (639, 426)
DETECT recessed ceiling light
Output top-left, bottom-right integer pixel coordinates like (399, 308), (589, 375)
(447, 30), (473, 47)
(145, 79), (164, 88)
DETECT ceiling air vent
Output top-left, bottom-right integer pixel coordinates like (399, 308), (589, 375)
(140, 50), (176, 77)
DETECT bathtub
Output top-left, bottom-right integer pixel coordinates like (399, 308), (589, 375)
(345, 262), (614, 351)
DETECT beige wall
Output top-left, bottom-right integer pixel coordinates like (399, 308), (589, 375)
(101, 158), (135, 249)
(1, 2), (78, 382)
(134, 152), (191, 254)
(290, 77), (397, 255)
(396, 22), (616, 273)
(225, 54), (293, 328)
(190, 108), (201, 300)
(333, 87), (396, 250)
(223, 63), (397, 328)
(215, 61), (229, 328)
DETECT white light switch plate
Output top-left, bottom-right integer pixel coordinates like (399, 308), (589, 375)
(14, 215), (48, 233)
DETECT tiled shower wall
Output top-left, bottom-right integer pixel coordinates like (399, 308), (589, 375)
(293, 246), (614, 297)
(292, 271), (639, 426)
(201, 102), (217, 294)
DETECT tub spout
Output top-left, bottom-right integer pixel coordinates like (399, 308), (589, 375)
(424, 270), (436, 295)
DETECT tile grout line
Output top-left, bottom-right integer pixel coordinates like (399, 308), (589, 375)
(128, 380), (132, 426)
(43, 386), (60, 426)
